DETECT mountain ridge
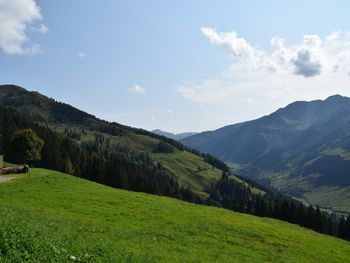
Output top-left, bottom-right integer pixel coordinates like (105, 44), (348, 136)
(182, 95), (350, 212)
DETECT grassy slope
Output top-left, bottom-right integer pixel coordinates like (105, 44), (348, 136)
(298, 147), (350, 213)
(154, 151), (222, 195)
(303, 186), (350, 213)
(0, 169), (349, 262)
(229, 162), (350, 213)
(56, 123), (225, 195)
(0, 85), (262, 199)
(253, 169), (350, 213)
(60, 125), (262, 197)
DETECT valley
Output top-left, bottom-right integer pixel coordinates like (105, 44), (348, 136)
(182, 96), (350, 213)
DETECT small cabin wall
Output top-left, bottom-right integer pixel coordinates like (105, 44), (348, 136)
(0, 155), (3, 169)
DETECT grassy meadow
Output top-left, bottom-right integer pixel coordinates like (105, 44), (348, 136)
(0, 168), (349, 262)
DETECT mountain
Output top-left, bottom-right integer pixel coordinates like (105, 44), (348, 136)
(1, 84), (344, 238)
(0, 84), (228, 196)
(182, 95), (350, 213)
(152, 129), (197, 140)
(1, 168), (349, 262)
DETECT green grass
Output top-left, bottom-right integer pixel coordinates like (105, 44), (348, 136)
(53, 124), (227, 196)
(154, 151), (222, 195)
(302, 186), (350, 213)
(0, 169), (349, 262)
(254, 170), (350, 213)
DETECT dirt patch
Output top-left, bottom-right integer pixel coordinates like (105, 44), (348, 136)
(0, 176), (15, 184)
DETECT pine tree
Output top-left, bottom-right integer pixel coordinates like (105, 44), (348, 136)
(345, 214), (350, 240)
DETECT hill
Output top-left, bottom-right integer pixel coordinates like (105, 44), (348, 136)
(0, 84), (227, 196)
(152, 129), (197, 141)
(0, 85), (347, 238)
(1, 168), (349, 262)
(182, 95), (350, 212)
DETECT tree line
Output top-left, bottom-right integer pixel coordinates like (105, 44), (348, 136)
(208, 172), (350, 239)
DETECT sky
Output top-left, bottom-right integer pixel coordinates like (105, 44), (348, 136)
(1, 1), (350, 133)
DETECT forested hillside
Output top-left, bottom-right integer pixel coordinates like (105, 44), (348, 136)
(0, 84), (227, 196)
(1, 85), (349, 240)
(182, 95), (350, 213)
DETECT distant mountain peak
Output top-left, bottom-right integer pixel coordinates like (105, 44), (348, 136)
(324, 94), (350, 103)
(152, 129), (164, 133)
(151, 129), (197, 141)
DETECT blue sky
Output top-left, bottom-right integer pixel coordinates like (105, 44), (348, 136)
(1, 1), (350, 133)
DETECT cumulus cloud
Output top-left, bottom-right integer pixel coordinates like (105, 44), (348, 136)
(0, 0), (46, 55)
(200, 27), (275, 73)
(198, 27), (350, 78)
(177, 28), (350, 106)
(289, 35), (324, 77)
(128, 84), (146, 95)
(292, 49), (322, 77)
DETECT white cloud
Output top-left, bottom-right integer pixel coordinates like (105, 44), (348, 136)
(326, 31), (341, 44)
(200, 27), (254, 58)
(78, 52), (86, 59)
(198, 27), (350, 78)
(0, 0), (46, 55)
(177, 28), (350, 106)
(36, 24), (49, 34)
(128, 84), (146, 95)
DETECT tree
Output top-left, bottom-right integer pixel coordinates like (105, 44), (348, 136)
(338, 216), (346, 239)
(344, 214), (350, 240)
(10, 129), (44, 165)
(153, 141), (175, 153)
